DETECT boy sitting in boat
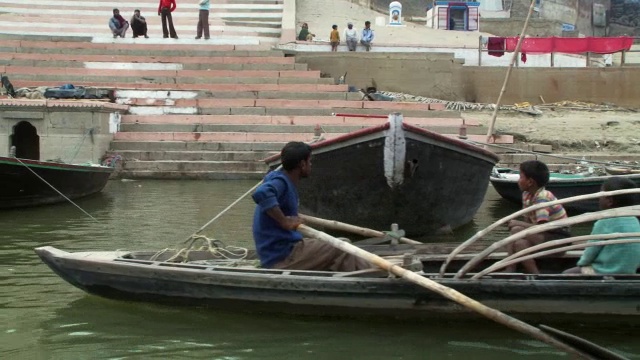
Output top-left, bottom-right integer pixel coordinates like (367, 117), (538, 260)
(505, 160), (570, 274)
(252, 141), (371, 272)
(564, 177), (640, 275)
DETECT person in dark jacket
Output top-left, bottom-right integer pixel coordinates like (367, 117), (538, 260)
(130, 9), (149, 38)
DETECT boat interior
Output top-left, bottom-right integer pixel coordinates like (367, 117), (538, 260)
(116, 244), (640, 280)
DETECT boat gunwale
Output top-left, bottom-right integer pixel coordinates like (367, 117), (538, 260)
(262, 121), (500, 164)
(0, 156), (114, 173)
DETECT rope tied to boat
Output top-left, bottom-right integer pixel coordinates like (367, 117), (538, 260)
(149, 234), (249, 264)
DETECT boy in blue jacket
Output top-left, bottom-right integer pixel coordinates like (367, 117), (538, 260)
(564, 177), (640, 275)
(252, 141), (370, 271)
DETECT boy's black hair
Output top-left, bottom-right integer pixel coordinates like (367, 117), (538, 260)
(602, 176), (638, 208)
(332, 25), (337, 29)
(519, 160), (550, 187)
(365, 21), (371, 26)
(281, 142), (312, 171)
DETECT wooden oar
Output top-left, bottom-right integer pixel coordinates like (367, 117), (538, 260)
(296, 224), (594, 359)
(299, 214), (422, 245)
(539, 325), (628, 360)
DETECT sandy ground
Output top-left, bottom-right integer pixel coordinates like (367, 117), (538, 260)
(465, 109), (640, 154)
(296, 0), (491, 47)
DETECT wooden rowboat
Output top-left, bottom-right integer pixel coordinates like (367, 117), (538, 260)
(0, 156), (113, 209)
(34, 244), (640, 319)
(264, 113), (500, 236)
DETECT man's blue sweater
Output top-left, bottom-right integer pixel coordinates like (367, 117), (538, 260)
(252, 171), (302, 268)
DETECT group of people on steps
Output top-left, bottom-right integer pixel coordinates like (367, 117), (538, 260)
(109, 0), (212, 40)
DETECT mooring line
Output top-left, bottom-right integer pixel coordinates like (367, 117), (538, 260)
(15, 158), (99, 222)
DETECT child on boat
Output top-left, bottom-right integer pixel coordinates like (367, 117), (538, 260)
(252, 141), (371, 272)
(505, 160), (570, 274)
(564, 177), (640, 275)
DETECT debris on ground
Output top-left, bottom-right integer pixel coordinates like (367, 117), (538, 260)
(378, 91), (634, 113)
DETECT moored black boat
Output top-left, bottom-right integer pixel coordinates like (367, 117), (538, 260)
(265, 114), (500, 236)
(0, 156), (113, 209)
(490, 170), (640, 213)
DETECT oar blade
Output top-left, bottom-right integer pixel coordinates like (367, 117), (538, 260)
(539, 325), (628, 360)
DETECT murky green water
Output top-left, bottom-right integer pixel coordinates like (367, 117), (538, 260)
(1, 180), (638, 359)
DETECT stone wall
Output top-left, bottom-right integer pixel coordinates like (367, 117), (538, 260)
(294, 52), (640, 107)
(611, 0), (640, 28)
(511, 0), (610, 37)
(0, 108), (118, 163)
(348, 0), (428, 18)
(294, 52), (465, 100)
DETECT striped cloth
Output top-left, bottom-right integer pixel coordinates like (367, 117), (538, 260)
(522, 187), (567, 224)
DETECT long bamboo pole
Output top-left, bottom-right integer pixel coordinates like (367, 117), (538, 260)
(439, 188), (640, 276)
(455, 206), (640, 278)
(485, 0), (537, 146)
(296, 224), (593, 359)
(299, 214), (422, 245)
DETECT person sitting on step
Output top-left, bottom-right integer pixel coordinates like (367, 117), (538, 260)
(130, 9), (149, 38)
(505, 160), (571, 274)
(109, 8), (129, 38)
(563, 177), (640, 275)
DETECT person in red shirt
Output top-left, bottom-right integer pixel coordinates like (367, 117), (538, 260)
(158, 0), (178, 39)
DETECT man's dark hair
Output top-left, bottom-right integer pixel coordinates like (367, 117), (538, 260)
(519, 160), (550, 187)
(113, 8), (119, 13)
(281, 142), (312, 170)
(365, 21), (371, 26)
(602, 176), (638, 207)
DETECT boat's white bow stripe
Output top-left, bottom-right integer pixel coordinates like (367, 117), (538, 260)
(384, 113), (406, 188)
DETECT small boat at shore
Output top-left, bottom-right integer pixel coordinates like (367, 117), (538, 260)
(0, 156), (113, 209)
(264, 113), (500, 236)
(490, 169), (640, 213)
(34, 243), (640, 318)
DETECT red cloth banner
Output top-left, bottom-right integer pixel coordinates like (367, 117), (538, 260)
(504, 36), (633, 54)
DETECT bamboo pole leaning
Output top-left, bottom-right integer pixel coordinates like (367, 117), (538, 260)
(296, 224), (593, 359)
(485, 0), (537, 146)
(473, 235), (640, 279)
(299, 214), (422, 245)
(439, 188), (640, 276)
(454, 206), (640, 279)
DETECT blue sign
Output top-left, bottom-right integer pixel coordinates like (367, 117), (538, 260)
(562, 23), (576, 31)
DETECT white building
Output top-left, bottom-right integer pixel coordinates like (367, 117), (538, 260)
(426, 1), (480, 31)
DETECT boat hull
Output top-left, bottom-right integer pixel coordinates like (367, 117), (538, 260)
(0, 156), (113, 209)
(491, 173), (640, 213)
(266, 117), (499, 236)
(35, 247), (640, 318)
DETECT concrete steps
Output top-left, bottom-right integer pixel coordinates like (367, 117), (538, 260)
(0, 0), (282, 43)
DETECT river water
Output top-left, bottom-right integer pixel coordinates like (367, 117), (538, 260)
(1, 180), (638, 359)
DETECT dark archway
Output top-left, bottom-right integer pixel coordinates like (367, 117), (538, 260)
(10, 121), (40, 160)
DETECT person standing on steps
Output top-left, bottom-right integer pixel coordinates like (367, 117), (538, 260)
(196, 0), (210, 40)
(158, 0), (178, 39)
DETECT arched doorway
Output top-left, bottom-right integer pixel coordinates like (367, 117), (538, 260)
(10, 121), (40, 160)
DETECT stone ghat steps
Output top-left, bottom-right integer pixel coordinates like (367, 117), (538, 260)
(0, 39), (278, 53)
(112, 131), (509, 143)
(121, 115), (476, 125)
(0, 0), (283, 41)
(13, 80), (347, 93)
(118, 123), (489, 136)
(116, 90), (360, 101)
